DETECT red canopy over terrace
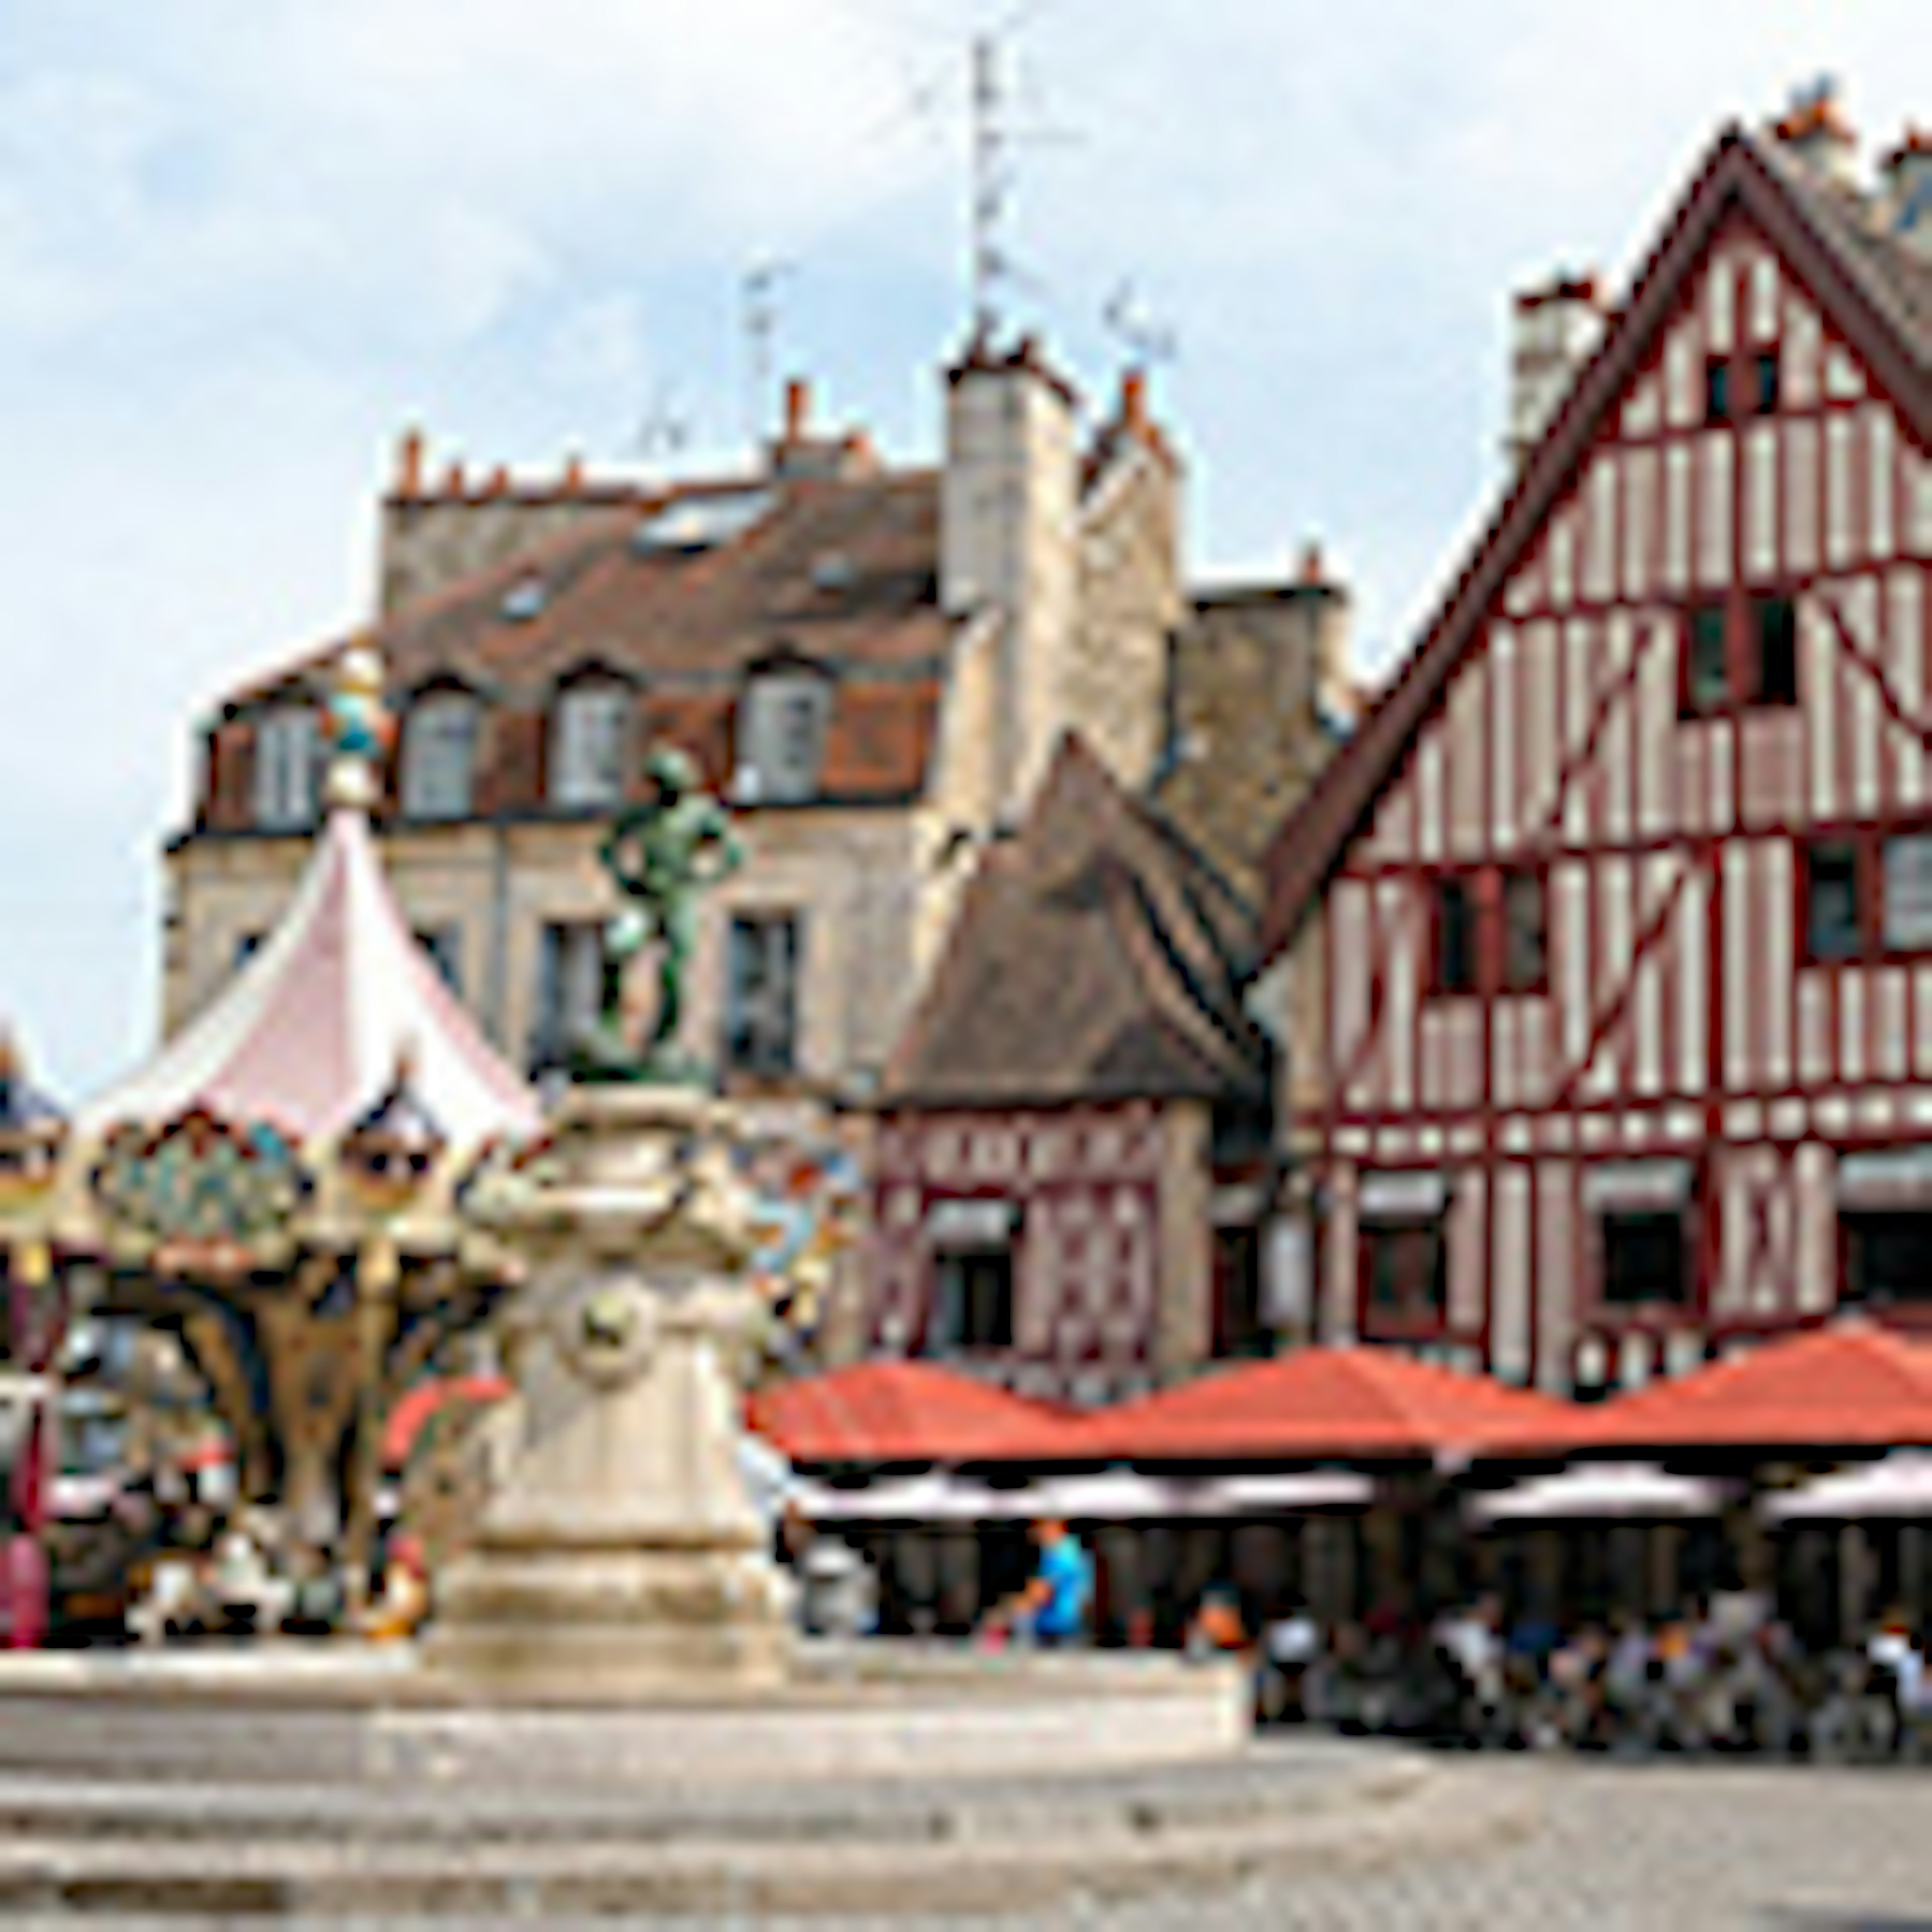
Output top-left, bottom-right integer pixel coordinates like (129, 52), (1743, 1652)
(1071, 1346), (1576, 1464)
(1489, 1319), (1932, 1456)
(747, 1360), (1076, 1467)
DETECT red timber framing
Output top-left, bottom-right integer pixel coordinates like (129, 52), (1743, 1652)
(1261, 124), (1932, 1396)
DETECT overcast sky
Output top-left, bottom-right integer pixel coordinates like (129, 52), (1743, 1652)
(0, 0), (1924, 1096)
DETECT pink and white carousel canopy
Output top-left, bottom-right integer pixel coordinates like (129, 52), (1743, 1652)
(80, 648), (540, 1154)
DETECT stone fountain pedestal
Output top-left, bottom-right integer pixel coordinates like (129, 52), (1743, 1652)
(425, 1083), (790, 1692)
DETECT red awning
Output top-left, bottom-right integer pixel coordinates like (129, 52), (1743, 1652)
(747, 1361), (1076, 1466)
(1072, 1347), (1576, 1463)
(1495, 1319), (1932, 1456)
(381, 1374), (512, 1468)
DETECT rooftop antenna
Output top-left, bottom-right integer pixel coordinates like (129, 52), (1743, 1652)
(1101, 279), (1180, 369)
(635, 384), (691, 478)
(742, 258), (797, 449)
(969, 31), (1009, 342)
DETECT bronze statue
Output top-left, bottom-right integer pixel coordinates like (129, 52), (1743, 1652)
(576, 745), (743, 1083)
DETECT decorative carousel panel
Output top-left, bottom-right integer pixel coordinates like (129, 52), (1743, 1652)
(91, 1108), (312, 1270)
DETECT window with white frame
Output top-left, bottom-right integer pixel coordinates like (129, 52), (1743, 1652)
(400, 691), (480, 821)
(724, 913), (800, 1076)
(531, 920), (608, 1070)
(549, 680), (630, 810)
(253, 704), (319, 831)
(1884, 833), (1932, 953)
(735, 671), (831, 804)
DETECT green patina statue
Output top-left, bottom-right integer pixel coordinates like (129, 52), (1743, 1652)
(574, 745), (743, 1085)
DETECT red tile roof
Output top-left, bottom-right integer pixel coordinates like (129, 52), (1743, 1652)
(748, 1359), (1077, 1466)
(1493, 1320), (1932, 1456)
(1072, 1346), (1575, 1463)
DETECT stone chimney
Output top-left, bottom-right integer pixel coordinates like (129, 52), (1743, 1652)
(940, 331), (1081, 824)
(1506, 271), (1606, 468)
(768, 374), (876, 480)
(1771, 78), (1859, 189)
(1882, 127), (1932, 256)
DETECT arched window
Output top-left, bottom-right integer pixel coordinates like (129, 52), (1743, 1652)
(549, 677), (630, 810)
(253, 703), (320, 831)
(734, 666), (832, 805)
(400, 689), (480, 821)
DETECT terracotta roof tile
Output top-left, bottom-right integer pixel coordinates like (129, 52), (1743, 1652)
(882, 735), (1267, 1108)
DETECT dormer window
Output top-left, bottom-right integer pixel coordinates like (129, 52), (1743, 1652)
(253, 704), (320, 832)
(400, 689), (480, 821)
(736, 669), (831, 805)
(549, 677), (630, 811)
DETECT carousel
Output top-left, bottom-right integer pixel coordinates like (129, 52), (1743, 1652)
(0, 644), (542, 1620)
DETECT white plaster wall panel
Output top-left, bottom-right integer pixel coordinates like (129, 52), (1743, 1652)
(1826, 414), (1858, 570)
(1563, 621), (1595, 846)
(1520, 620), (1558, 839)
(1623, 375), (1660, 440)
(1877, 969), (1910, 1083)
(1418, 1007), (1445, 1115)
(1892, 569), (1927, 808)
(1663, 444), (1694, 591)
(1707, 716), (1735, 837)
(1490, 624), (1517, 852)
(1637, 617), (1675, 840)
(1594, 854), (1634, 1097)
(1839, 970), (1867, 1086)
(1601, 616), (1633, 843)
(1805, 602), (1837, 819)
(1748, 250), (1780, 341)
(1324, 1168), (1358, 1342)
(1859, 1090), (1898, 1133)
(1633, 852), (1676, 1096)
(1843, 576), (1883, 820)
(1744, 424), (1779, 581)
(1547, 508), (1576, 612)
(1491, 1165), (1532, 1383)
(1761, 837), (1793, 1090)
(1783, 297), (1822, 410)
(1332, 881), (1372, 1113)
(1556, 862), (1591, 1075)
(1867, 407), (1896, 561)
(1448, 1169), (1486, 1335)
(1678, 864), (1708, 1095)
(1910, 451), (1932, 558)
(1623, 445), (1657, 600)
(1447, 1004), (1485, 1114)
(1585, 456), (1619, 604)
(1380, 877), (1415, 1112)
(1664, 322), (1700, 429)
(1446, 667), (1487, 860)
(1698, 431), (1734, 589)
(1824, 345), (1866, 402)
(1793, 1140), (1835, 1316)
(1784, 419), (1820, 576)
(1722, 840), (1753, 1091)
(1536, 1164), (1575, 1391)
(1765, 1166), (1795, 1318)
(1415, 733), (1445, 862)
(1916, 967), (1932, 1079)
(1796, 976), (1829, 1086)
(1705, 251), (1736, 356)
(1503, 551), (1540, 618)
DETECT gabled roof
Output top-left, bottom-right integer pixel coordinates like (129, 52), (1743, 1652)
(747, 1359), (1075, 1466)
(1072, 1344), (1576, 1462)
(1260, 125), (1932, 964)
(880, 734), (1267, 1109)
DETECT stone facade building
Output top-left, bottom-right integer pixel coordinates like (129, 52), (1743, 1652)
(165, 340), (1349, 1122)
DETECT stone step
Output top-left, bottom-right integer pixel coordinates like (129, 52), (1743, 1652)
(0, 1760), (1539, 1918)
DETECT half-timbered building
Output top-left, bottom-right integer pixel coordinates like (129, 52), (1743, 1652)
(1255, 95), (1932, 1397)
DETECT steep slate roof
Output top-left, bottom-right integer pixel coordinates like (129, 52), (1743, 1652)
(1259, 125), (1932, 964)
(881, 734), (1268, 1109)
(231, 469), (950, 804)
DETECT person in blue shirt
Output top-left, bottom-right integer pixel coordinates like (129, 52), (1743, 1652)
(1013, 1518), (1093, 1647)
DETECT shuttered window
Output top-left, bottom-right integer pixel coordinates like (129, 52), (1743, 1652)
(253, 706), (319, 831)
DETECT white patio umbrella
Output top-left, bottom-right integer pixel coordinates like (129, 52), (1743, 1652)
(1201, 1471), (1376, 1514)
(1014, 1469), (1207, 1521)
(1468, 1461), (1727, 1524)
(1762, 1453), (1932, 1522)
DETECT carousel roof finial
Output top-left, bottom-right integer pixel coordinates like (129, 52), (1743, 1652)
(324, 637), (391, 814)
